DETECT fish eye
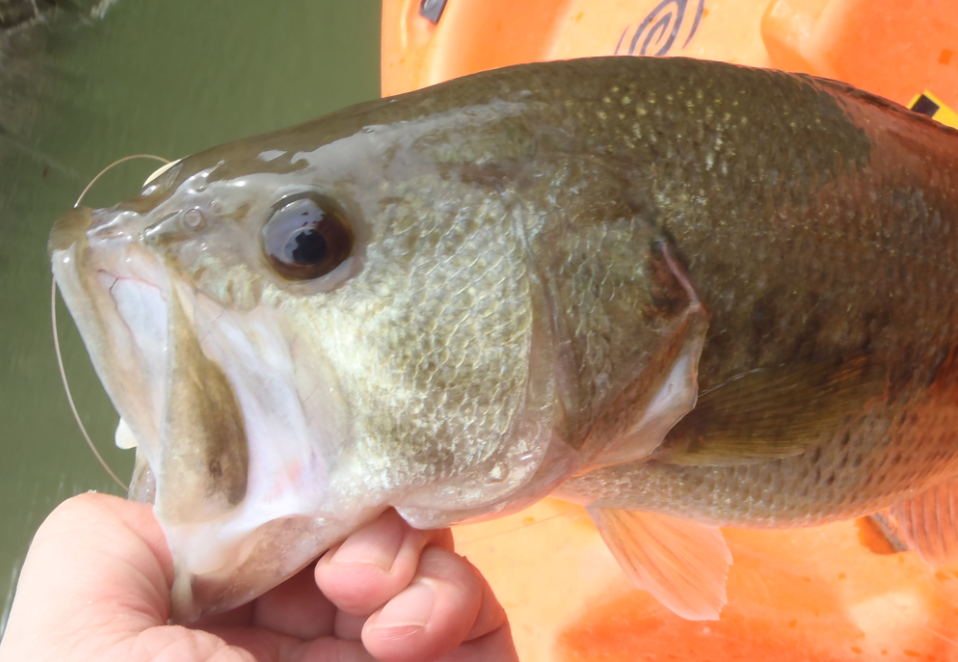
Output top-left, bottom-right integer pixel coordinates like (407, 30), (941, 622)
(262, 195), (353, 281)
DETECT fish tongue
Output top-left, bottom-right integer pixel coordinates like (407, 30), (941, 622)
(587, 506), (732, 621)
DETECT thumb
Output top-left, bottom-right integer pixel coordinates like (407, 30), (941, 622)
(0, 493), (251, 661)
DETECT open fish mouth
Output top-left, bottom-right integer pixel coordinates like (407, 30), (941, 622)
(46, 135), (587, 619)
(49, 205), (357, 620)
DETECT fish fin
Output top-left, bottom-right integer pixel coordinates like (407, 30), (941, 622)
(588, 506), (731, 620)
(659, 358), (885, 466)
(582, 239), (708, 467)
(858, 511), (909, 555)
(887, 479), (958, 565)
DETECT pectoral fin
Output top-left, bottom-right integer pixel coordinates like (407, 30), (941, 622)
(881, 479), (958, 565)
(659, 358), (885, 466)
(588, 506), (731, 620)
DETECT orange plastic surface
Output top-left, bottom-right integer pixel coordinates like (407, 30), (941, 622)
(383, 0), (958, 108)
(383, 1), (958, 659)
(454, 500), (958, 662)
(762, 0), (958, 109)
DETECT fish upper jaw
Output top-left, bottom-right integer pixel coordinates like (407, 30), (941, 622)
(51, 206), (171, 474)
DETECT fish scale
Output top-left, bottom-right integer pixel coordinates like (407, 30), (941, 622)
(49, 56), (958, 622)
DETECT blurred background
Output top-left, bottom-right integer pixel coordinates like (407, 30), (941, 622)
(0, 0), (380, 633)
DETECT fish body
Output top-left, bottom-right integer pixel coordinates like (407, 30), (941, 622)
(49, 56), (958, 622)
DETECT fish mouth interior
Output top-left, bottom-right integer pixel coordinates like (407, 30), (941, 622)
(103, 268), (169, 464)
(100, 270), (169, 353)
(52, 207), (355, 621)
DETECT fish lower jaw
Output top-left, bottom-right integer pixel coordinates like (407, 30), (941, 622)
(162, 508), (355, 623)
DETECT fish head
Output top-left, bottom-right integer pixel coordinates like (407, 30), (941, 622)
(49, 60), (716, 622)
(48, 98), (588, 621)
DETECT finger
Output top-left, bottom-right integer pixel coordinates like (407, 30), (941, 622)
(0, 493), (238, 661)
(457, 557), (508, 642)
(191, 601), (255, 629)
(361, 546), (498, 662)
(209, 627), (373, 662)
(128, 626), (259, 662)
(265, 636), (378, 662)
(436, 625), (520, 662)
(248, 562), (337, 639)
(7, 493), (171, 629)
(315, 509), (451, 617)
(330, 548), (504, 646)
(332, 610), (367, 641)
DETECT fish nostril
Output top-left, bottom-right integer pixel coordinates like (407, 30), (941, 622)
(183, 208), (206, 229)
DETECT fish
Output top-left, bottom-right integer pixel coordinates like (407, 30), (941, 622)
(48, 55), (958, 624)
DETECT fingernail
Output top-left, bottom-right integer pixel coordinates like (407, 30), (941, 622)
(371, 581), (434, 633)
(330, 512), (405, 570)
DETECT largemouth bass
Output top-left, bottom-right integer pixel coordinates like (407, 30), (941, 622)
(49, 56), (958, 623)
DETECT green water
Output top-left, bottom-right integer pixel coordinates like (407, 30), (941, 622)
(0, 0), (380, 633)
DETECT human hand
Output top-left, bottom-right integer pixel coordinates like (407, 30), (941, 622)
(0, 493), (516, 662)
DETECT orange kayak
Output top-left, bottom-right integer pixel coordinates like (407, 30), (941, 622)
(383, 0), (958, 115)
(454, 499), (958, 661)
(382, 1), (958, 660)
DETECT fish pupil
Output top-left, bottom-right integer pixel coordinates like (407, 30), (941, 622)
(288, 228), (328, 265)
(262, 193), (354, 280)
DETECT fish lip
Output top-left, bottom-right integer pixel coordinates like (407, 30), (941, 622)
(49, 206), (95, 256)
(51, 208), (172, 473)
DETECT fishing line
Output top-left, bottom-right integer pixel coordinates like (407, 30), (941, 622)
(73, 153), (171, 208)
(52, 153), (171, 493)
